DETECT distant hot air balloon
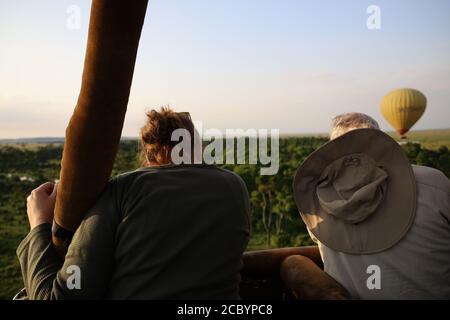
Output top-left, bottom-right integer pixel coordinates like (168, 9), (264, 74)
(380, 88), (427, 138)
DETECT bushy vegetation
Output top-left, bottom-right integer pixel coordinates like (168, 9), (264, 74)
(0, 138), (449, 299)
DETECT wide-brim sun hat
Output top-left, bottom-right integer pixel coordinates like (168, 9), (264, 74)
(293, 128), (417, 254)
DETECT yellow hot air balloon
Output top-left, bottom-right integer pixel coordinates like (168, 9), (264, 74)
(380, 88), (427, 138)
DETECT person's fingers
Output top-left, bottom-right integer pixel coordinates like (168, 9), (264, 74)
(50, 182), (58, 198)
(40, 182), (55, 195)
(34, 182), (55, 197)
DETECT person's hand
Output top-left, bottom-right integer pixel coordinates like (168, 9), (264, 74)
(26, 182), (57, 230)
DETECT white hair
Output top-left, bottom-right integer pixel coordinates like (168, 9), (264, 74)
(330, 112), (379, 140)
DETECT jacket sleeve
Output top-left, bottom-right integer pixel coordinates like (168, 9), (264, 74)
(17, 181), (119, 299)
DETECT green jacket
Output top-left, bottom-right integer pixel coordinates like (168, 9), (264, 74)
(17, 164), (250, 299)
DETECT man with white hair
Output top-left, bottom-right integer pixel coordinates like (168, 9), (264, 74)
(329, 112), (380, 140)
(287, 112), (450, 299)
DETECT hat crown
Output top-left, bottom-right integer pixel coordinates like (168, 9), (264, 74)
(316, 153), (388, 224)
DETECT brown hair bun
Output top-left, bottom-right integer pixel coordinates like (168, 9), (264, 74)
(140, 107), (195, 164)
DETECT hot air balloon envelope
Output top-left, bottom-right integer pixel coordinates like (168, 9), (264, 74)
(380, 88), (427, 137)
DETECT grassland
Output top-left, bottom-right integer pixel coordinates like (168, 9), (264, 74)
(284, 128), (450, 150)
(388, 128), (450, 149)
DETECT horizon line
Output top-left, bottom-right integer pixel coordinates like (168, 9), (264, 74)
(1, 127), (449, 142)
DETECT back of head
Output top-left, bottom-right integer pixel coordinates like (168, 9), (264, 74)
(330, 112), (380, 140)
(140, 107), (195, 165)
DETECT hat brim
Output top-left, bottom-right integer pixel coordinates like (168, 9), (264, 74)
(293, 129), (416, 254)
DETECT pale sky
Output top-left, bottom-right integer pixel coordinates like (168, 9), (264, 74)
(1, 0), (450, 138)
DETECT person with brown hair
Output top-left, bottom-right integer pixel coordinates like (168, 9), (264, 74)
(140, 108), (199, 166)
(18, 107), (251, 299)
